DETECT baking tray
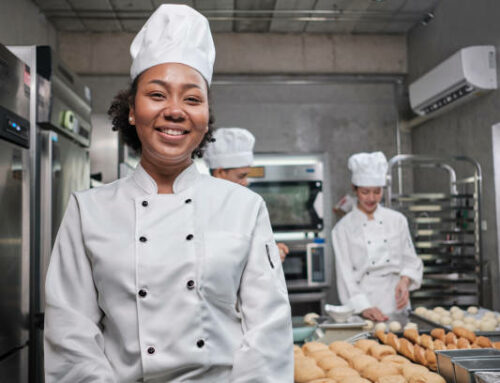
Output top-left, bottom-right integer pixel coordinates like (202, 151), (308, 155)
(435, 349), (500, 383)
(453, 357), (500, 383)
(317, 315), (366, 329)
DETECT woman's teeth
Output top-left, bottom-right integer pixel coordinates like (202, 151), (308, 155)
(162, 128), (185, 136)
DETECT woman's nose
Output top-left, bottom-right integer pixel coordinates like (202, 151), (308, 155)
(162, 102), (185, 121)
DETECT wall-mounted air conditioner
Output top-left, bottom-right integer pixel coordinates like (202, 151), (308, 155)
(409, 46), (497, 117)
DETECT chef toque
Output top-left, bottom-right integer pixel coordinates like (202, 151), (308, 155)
(204, 128), (255, 169)
(130, 4), (216, 84)
(348, 152), (388, 187)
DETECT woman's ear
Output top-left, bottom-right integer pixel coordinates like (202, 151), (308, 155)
(129, 107), (135, 125)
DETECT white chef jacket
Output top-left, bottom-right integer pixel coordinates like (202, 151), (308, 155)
(44, 163), (293, 383)
(331, 205), (423, 314)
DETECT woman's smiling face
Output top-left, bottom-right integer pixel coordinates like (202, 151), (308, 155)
(130, 63), (209, 167)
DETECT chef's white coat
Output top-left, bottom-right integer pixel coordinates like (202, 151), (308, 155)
(44, 163), (293, 383)
(331, 205), (423, 314)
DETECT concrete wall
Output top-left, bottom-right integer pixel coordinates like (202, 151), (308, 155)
(408, 0), (500, 309)
(0, 0), (57, 48)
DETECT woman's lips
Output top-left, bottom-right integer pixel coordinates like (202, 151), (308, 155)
(155, 127), (189, 141)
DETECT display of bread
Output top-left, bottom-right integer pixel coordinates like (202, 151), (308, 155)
(414, 306), (500, 331)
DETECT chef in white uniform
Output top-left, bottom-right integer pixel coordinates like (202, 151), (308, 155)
(204, 127), (289, 261)
(331, 152), (423, 322)
(44, 5), (293, 383)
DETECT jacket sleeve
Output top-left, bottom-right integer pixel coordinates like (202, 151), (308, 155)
(331, 224), (371, 313)
(229, 200), (293, 383)
(44, 194), (116, 383)
(399, 217), (423, 291)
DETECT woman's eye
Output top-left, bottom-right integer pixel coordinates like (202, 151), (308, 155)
(149, 92), (165, 99)
(185, 96), (201, 103)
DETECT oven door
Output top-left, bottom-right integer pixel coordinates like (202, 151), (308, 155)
(248, 180), (323, 232)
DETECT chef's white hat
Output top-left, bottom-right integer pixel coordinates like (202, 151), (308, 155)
(130, 4), (216, 84)
(348, 152), (388, 187)
(204, 128), (255, 169)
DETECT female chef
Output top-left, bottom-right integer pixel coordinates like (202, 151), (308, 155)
(44, 5), (293, 382)
(331, 152), (423, 322)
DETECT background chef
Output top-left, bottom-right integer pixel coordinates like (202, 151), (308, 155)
(204, 127), (289, 262)
(331, 152), (423, 322)
(44, 5), (293, 382)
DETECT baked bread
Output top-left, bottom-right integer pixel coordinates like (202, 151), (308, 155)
(370, 344), (397, 360)
(430, 328), (445, 342)
(457, 337), (471, 349)
(446, 343), (458, 350)
(404, 328), (420, 344)
(386, 332), (401, 351)
(326, 366), (359, 380)
(351, 354), (378, 372)
(471, 343), (481, 349)
(402, 363), (429, 380)
(306, 379), (336, 383)
(433, 339), (446, 351)
(375, 329), (387, 343)
(398, 338), (415, 361)
(382, 354), (411, 365)
(328, 341), (354, 354)
(425, 349), (437, 371)
(336, 346), (364, 362)
(355, 339), (379, 353)
(361, 362), (399, 381)
(444, 332), (457, 345)
(294, 356), (326, 383)
(408, 371), (446, 383)
(317, 355), (349, 371)
(475, 335), (493, 348)
(376, 376), (406, 383)
(419, 334), (434, 350)
(452, 326), (476, 343)
(338, 376), (371, 383)
(493, 341), (500, 350)
(309, 350), (336, 362)
(303, 341), (329, 355)
(413, 344), (427, 366)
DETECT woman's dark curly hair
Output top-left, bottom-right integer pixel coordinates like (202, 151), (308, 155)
(107, 75), (215, 158)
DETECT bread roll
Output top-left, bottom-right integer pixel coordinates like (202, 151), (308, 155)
(355, 339), (379, 353)
(307, 379), (336, 383)
(420, 334), (434, 350)
(425, 349), (437, 370)
(375, 322), (387, 332)
(369, 344), (397, 360)
(429, 312), (440, 323)
(386, 332), (400, 351)
(309, 350), (336, 362)
(382, 354), (411, 365)
(493, 341), (500, 350)
(430, 328), (445, 342)
(351, 354), (378, 372)
(433, 339), (446, 351)
(402, 363), (429, 380)
(328, 341), (354, 354)
(471, 343), (481, 349)
(389, 321), (402, 332)
(362, 362), (399, 381)
(479, 319), (497, 331)
(294, 356), (326, 383)
(338, 377), (371, 383)
(404, 328), (420, 344)
(326, 366), (359, 380)
(475, 335), (493, 348)
(415, 306), (427, 316)
(440, 316), (452, 326)
(336, 346), (364, 362)
(451, 310), (464, 320)
(451, 320), (464, 328)
(364, 320), (374, 330)
(457, 337), (471, 349)
(294, 345), (304, 356)
(453, 326), (476, 342)
(413, 344), (427, 366)
(303, 341), (329, 355)
(433, 306), (446, 314)
(377, 375), (406, 383)
(398, 338), (415, 361)
(483, 311), (496, 319)
(463, 316), (476, 324)
(317, 355), (349, 371)
(464, 323), (477, 332)
(444, 332), (457, 345)
(446, 344), (458, 350)
(467, 306), (478, 314)
(375, 329), (387, 343)
(408, 371), (446, 383)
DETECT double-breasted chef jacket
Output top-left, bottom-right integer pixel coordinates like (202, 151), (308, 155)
(44, 163), (293, 383)
(331, 205), (423, 315)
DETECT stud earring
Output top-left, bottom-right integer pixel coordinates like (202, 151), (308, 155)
(129, 117), (134, 124)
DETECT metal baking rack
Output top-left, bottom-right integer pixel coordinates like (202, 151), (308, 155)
(386, 155), (483, 307)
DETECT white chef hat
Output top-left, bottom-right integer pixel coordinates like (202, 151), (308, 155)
(348, 152), (388, 187)
(204, 128), (255, 169)
(130, 4), (216, 84)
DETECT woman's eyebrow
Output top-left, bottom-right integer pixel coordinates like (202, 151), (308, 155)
(147, 79), (202, 91)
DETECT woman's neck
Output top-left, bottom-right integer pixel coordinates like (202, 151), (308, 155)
(140, 156), (192, 194)
(357, 202), (376, 220)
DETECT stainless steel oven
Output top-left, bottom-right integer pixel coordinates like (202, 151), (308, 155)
(248, 154), (332, 293)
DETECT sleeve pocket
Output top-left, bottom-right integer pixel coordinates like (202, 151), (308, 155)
(265, 241), (288, 295)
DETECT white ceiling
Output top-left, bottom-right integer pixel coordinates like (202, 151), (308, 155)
(32, 0), (441, 34)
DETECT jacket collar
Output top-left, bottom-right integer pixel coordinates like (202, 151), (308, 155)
(353, 203), (383, 223)
(132, 162), (201, 195)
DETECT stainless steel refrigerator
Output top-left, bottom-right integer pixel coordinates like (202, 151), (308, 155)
(8, 45), (91, 382)
(0, 44), (31, 383)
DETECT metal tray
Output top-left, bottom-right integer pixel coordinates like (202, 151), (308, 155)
(435, 349), (500, 383)
(409, 310), (500, 335)
(317, 315), (366, 329)
(453, 357), (500, 383)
